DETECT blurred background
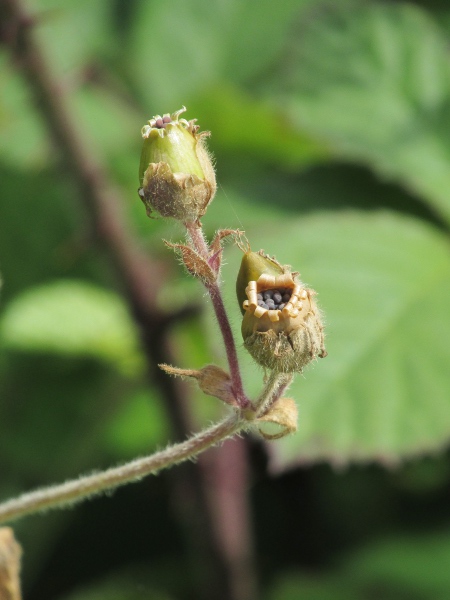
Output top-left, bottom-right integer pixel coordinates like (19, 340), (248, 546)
(1, 0), (450, 598)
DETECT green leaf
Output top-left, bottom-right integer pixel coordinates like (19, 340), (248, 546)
(0, 56), (49, 168)
(221, 211), (450, 466)
(101, 389), (169, 459)
(0, 280), (144, 376)
(278, 3), (450, 225)
(189, 85), (327, 169)
(28, 0), (112, 74)
(129, 0), (314, 107)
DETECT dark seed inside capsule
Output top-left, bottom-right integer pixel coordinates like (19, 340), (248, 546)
(273, 291), (282, 304)
(162, 116), (172, 124)
(155, 118), (165, 128)
(255, 287), (294, 313)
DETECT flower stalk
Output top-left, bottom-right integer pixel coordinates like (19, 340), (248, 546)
(0, 105), (327, 528)
(184, 220), (251, 410)
(0, 413), (245, 526)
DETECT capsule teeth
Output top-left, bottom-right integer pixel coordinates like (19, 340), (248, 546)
(290, 296), (298, 309)
(248, 289), (258, 308)
(254, 306), (267, 318)
(300, 289), (308, 300)
(268, 310), (280, 322)
(258, 274), (276, 288)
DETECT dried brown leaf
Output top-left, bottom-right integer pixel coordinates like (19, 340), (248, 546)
(164, 242), (216, 284)
(159, 363), (237, 406)
(0, 528), (22, 600)
(257, 397), (298, 440)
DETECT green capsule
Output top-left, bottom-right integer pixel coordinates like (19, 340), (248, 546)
(236, 251), (284, 316)
(138, 107), (216, 222)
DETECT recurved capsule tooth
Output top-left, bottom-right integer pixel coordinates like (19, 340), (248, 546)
(281, 306), (291, 318)
(268, 310), (280, 322)
(289, 295), (299, 309)
(283, 302), (294, 314)
(254, 306), (267, 318)
(278, 274), (294, 288)
(248, 291), (258, 308)
(258, 274), (276, 288)
(292, 284), (302, 297)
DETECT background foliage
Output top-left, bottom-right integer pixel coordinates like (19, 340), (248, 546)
(1, 0), (450, 598)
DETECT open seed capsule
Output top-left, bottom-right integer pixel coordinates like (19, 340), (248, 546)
(236, 250), (326, 373)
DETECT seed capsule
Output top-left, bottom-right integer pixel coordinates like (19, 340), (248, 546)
(236, 250), (326, 373)
(138, 107), (216, 222)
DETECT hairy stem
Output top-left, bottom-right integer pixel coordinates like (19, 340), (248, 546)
(255, 372), (294, 417)
(0, 413), (246, 526)
(185, 221), (250, 409)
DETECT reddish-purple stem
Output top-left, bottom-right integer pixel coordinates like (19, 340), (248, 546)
(185, 222), (251, 410)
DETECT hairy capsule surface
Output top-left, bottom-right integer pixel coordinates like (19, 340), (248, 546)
(237, 251), (326, 373)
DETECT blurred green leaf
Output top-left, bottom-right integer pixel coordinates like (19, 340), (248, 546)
(0, 57), (49, 168)
(129, 0), (314, 107)
(0, 280), (144, 376)
(266, 573), (356, 600)
(29, 0), (112, 74)
(278, 3), (450, 224)
(189, 84), (327, 169)
(102, 389), (169, 459)
(220, 210), (450, 466)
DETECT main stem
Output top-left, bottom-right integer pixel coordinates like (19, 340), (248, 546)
(0, 413), (245, 526)
(185, 221), (251, 410)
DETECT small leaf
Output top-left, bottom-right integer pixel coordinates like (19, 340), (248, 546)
(257, 398), (298, 440)
(160, 363), (237, 406)
(164, 241), (216, 284)
(209, 229), (243, 273)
